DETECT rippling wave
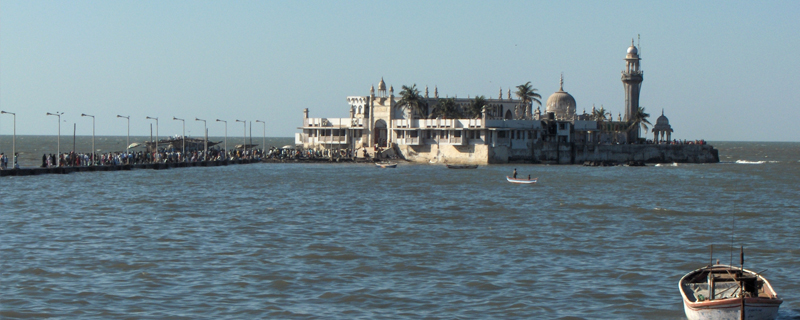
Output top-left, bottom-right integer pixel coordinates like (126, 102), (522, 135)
(1, 141), (799, 319)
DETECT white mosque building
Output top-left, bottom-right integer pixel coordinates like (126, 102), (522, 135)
(296, 41), (716, 164)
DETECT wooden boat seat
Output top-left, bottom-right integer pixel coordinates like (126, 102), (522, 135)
(685, 282), (740, 301)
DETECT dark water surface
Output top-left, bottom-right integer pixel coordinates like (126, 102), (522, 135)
(1, 140), (799, 319)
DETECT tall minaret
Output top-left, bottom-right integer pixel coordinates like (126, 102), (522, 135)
(621, 39), (642, 124)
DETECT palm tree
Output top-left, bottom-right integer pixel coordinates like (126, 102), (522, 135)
(396, 84), (428, 118)
(466, 95), (487, 119)
(628, 106), (652, 136)
(591, 106), (610, 122)
(430, 98), (463, 119)
(515, 81), (542, 119)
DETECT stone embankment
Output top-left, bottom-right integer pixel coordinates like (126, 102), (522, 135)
(530, 143), (719, 165)
(576, 143), (719, 164)
(582, 160), (646, 167)
(261, 157), (375, 164)
(398, 141), (719, 165)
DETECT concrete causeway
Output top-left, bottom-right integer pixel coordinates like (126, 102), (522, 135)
(0, 159), (261, 177)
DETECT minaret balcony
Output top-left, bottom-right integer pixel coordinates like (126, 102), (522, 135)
(621, 73), (643, 82)
(621, 70), (643, 76)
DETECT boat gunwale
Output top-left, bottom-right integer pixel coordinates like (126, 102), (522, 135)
(679, 264), (782, 309)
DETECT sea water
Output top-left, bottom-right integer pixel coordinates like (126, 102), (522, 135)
(1, 138), (798, 319)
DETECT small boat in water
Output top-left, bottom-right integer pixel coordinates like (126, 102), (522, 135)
(679, 262), (782, 320)
(446, 164), (478, 169)
(506, 176), (537, 184)
(375, 162), (397, 168)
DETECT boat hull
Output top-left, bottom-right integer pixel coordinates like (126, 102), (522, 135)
(375, 163), (397, 168)
(506, 176), (537, 184)
(683, 298), (781, 320)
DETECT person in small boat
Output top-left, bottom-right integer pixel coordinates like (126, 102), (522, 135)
(528, 175), (531, 180)
(512, 168), (517, 179)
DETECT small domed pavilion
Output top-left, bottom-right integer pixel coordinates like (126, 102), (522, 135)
(652, 109), (673, 143)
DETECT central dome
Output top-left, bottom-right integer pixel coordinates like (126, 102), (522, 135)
(627, 45), (638, 55)
(545, 76), (576, 119)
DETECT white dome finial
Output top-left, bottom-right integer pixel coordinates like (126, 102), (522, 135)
(627, 40), (638, 55)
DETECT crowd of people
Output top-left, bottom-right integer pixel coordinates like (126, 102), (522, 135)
(5, 144), (397, 169)
(0, 152), (19, 169)
(300, 148), (356, 160)
(295, 147), (393, 161)
(30, 146), (349, 168)
(644, 139), (707, 145)
(38, 148), (270, 168)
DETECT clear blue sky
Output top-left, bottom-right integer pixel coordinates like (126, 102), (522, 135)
(1, 0), (798, 141)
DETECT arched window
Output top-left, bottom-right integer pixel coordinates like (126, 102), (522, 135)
(504, 109), (513, 120)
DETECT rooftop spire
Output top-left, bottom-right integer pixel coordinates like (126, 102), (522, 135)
(559, 73), (564, 91)
(378, 77), (386, 92)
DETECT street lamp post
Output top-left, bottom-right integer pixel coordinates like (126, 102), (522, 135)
(173, 117), (185, 161)
(216, 119), (227, 159)
(146, 116), (158, 156)
(117, 115), (130, 154)
(236, 120), (246, 157)
(46, 112), (64, 166)
(1, 111), (15, 167)
(81, 113), (95, 164)
(195, 118), (207, 160)
(256, 120), (265, 156)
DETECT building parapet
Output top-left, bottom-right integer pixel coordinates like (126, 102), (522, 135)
(302, 117), (364, 128)
(484, 119), (543, 129)
(392, 118), (484, 129)
(296, 134), (348, 145)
